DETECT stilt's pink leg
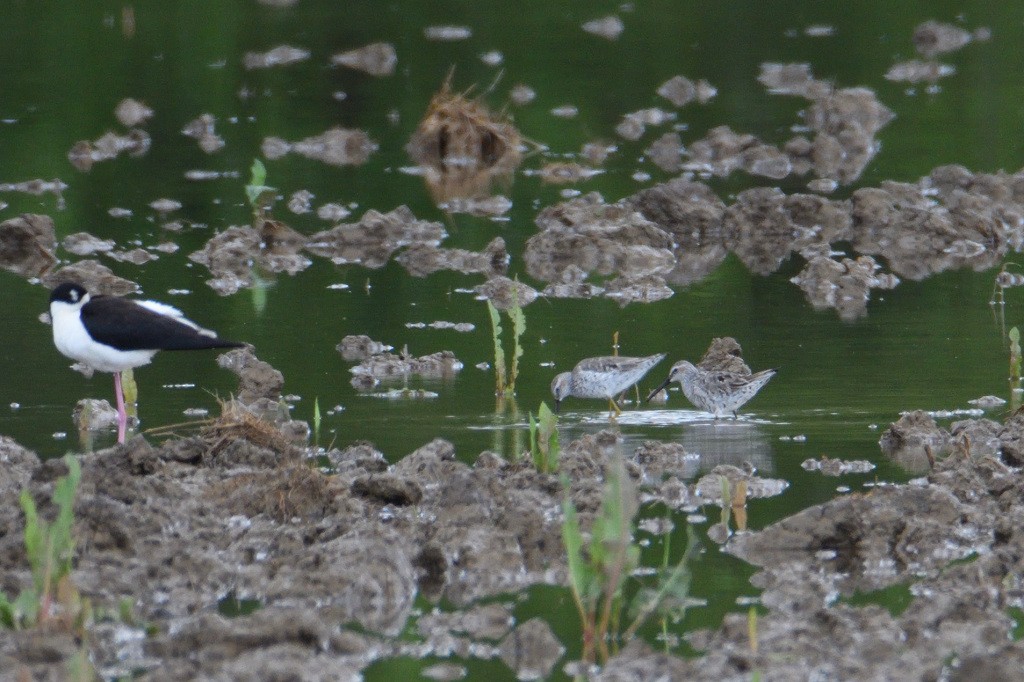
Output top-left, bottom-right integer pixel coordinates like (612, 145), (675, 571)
(114, 372), (127, 444)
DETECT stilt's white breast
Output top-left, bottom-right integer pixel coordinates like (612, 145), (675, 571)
(50, 299), (157, 373)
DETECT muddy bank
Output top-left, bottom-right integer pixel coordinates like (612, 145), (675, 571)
(4, 382), (1024, 679)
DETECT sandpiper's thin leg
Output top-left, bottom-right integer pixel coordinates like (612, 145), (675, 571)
(608, 397), (623, 418)
(114, 372), (127, 444)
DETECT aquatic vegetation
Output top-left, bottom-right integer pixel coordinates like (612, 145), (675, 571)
(1010, 327), (1022, 410)
(561, 454), (698, 665)
(486, 295), (525, 397)
(245, 158), (276, 215)
(0, 455), (89, 632)
(122, 367), (138, 425)
(528, 401), (559, 473)
(313, 397), (322, 444)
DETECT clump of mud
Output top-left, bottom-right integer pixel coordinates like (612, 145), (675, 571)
(0, 214), (57, 278)
(243, 44), (310, 69)
(474, 275), (538, 310)
(114, 98), (153, 127)
(68, 127), (151, 172)
(40, 259), (139, 296)
(396, 237), (508, 278)
(263, 127), (377, 167)
(181, 113), (225, 154)
(11, 394), (1022, 681)
(304, 205), (445, 271)
(341, 336), (464, 390)
(331, 42), (397, 76)
(524, 192), (676, 305)
(406, 79), (523, 203)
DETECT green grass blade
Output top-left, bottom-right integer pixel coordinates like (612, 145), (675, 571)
(507, 292), (526, 392)
(20, 489), (44, 592)
(487, 301), (506, 394)
(561, 487), (597, 609)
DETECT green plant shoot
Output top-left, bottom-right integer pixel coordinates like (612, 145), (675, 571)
(122, 368), (138, 421)
(562, 455), (699, 665)
(561, 453), (640, 664)
(528, 401), (560, 473)
(313, 397), (322, 444)
(1011, 327), (1021, 380)
(487, 301), (506, 395)
(245, 158), (276, 212)
(1010, 327), (1021, 410)
(507, 295), (526, 392)
(0, 454), (82, 630)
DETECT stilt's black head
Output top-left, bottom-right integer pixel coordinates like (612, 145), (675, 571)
(50, 282), (89, 305)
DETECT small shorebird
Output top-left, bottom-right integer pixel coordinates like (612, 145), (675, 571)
(49, 282), (244, 443)
(647, 360), (775, 418)
(551, 353), (665, 416)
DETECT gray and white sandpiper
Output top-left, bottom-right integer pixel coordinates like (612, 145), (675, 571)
(551, 353), (665, 416)
(647, 360), (775, 418)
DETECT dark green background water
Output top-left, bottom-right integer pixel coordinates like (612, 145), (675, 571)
(1, 1), (1021, 677)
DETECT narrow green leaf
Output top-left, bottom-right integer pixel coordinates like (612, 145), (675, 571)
(487, 301), (506, 394)
(507, 290), (526, 392)
(20, 489), (44, 592)
(561, 491), (598, 608)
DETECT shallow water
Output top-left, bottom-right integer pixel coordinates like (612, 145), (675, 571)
(1, 1), (1022, 678)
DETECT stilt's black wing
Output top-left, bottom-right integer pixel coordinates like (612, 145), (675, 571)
(80, 296), (243, 351)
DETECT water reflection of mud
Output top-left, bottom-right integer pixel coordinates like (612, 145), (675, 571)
(621, 414), (776, 476)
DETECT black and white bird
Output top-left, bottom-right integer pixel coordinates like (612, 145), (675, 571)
(48, 282), (244, 442)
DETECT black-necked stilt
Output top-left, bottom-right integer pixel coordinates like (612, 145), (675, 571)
(48, 282), (244, 442)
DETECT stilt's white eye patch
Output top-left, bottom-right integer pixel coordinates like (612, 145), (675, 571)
(70, 289), (79, 302)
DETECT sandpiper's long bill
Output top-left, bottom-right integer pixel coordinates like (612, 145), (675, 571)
(647, 360), (775, 418)
(551, 353), (665, 416)
(49, 282), (244, 443)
